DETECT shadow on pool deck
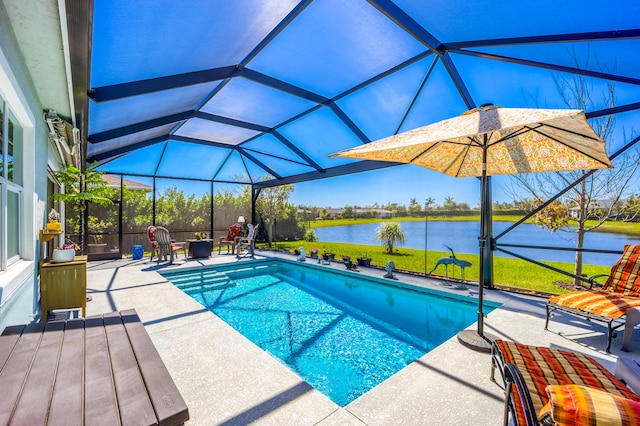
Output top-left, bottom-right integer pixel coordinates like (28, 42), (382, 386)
(83, 250), (640, 425)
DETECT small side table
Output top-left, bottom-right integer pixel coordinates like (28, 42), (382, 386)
(615, 357), (640, 394)
(40, 255), (87, 321)
(187, 239), (213, 258)
(131, 244), (144, 260)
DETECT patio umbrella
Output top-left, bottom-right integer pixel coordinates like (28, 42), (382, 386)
(329, 104), (612, 351)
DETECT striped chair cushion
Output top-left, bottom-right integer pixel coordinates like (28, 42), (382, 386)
(603, 244), (640, 296)
(226, 224), (241, 241)
(494, 340), (640, 426)
(539, 384), (640, 425)
(148, 227), (159, 249)
(547, 290), (640, 319)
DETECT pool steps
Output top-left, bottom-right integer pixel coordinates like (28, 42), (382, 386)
(166, 270), (236, 291)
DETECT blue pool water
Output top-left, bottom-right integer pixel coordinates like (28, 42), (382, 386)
(161, 259), (498, 406)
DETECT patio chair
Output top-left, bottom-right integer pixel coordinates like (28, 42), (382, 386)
(237, 224), (258, 259)
(147, 225), (160, 261)
(491, 340), (640, 426)
(154, 226), (186, 264)
(545, 244), (640, 352)
(218, 224), (241, 255)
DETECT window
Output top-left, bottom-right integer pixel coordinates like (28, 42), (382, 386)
(1, 98), (24, 269)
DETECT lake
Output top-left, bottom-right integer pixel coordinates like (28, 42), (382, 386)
(312, 221), (640, 266)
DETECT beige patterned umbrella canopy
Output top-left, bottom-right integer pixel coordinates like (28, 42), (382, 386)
(329, 105), (612, 176)
(330, 105), (612, 351)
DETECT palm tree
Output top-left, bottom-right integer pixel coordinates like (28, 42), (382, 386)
(375, 222), (406, 254)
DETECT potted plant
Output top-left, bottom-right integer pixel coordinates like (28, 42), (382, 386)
(309, 248), (319, 259)
(87, 216), (112, 253)
(50, 163), (113, 253)
(357, 253), (372, 267)
(322, 249), (335, 262)
(194, 231), (206, 240)
(46, 208), (62, 232)
(52, 236), (78, 263)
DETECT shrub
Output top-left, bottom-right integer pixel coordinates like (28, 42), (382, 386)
(375, 222), (406, 254)
(303, 229), (318, 242)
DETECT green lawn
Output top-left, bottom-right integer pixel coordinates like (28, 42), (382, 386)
(259, 241), (611, 295)
(288, 215), (635, 294)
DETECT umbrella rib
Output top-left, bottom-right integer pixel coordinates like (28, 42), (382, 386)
(540, 122), (604, 142)
(531, 127), (610, 166)
(485, 126), (534, 147)
(451, 140), (474, 177)
(408, 139), (472, 163)
(408, 139), (472, 177)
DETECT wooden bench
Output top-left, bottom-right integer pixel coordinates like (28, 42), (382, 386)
(0, 309), (189, 425)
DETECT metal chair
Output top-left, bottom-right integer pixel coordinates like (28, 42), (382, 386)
(237, 224), (258, 259)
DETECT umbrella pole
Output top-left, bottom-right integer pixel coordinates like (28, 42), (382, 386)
(478, 172), (492, 336)
(457, 138), (497, 353)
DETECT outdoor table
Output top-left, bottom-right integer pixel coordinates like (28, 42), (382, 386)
(187, 238), (213, 258)
(0, 309), (189, 425)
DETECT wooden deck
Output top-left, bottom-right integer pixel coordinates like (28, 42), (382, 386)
(0, 309), (189, 425)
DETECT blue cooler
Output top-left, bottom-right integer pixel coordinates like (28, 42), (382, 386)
(132, 245), (144, 260)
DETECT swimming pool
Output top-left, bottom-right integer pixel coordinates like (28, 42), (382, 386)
(161, 258), (498, 406)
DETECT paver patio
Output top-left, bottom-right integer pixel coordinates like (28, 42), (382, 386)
(84, 251), (640, 425)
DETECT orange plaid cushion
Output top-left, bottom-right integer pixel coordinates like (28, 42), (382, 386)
(603, 244), (640, 296)
(548, 290), (640, 319)
(494, 340), (640, 426)
(539, 384), (640, 425)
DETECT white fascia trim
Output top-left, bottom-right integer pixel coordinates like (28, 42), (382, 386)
(57, 0), (76, 128)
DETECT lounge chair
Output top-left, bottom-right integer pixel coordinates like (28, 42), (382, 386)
(147, 225), (160, 261)
(237, 224), (258, 259)
(218, 224), (241, 255)
(154, 226), (186, 264)
(545, 244), (640, 352)
(491, 339), (640, 425)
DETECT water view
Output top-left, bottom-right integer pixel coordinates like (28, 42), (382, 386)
(312, 221), (640, 266)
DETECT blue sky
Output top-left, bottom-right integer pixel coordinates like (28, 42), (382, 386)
(289, 165), (486, 208)
(91, 0), (640, 208)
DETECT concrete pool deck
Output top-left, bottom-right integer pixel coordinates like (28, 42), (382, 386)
(84, 250), (640, 425)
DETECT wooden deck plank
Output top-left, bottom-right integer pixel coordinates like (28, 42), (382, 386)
(48, 318), (86, 425)
(2, 310), (188, 426)
(84, 315), (121, 425)
(103, 311), (157, 426)
(11, 321), (65, 424)
(0, 322), (44, 425)
(121, 309), (189, 426)
(0, 325), (25, 374)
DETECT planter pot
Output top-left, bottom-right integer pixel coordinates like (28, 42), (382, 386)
(323, 253), (335, 261)
(87, 243), (108, 254)
(46, 221), (62, 232)
(52, 249), (75, 263)
(357, 257), (371, 267)
(310, 252), (318, 259)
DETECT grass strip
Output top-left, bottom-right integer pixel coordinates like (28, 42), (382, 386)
(260, 241), (610, 295)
